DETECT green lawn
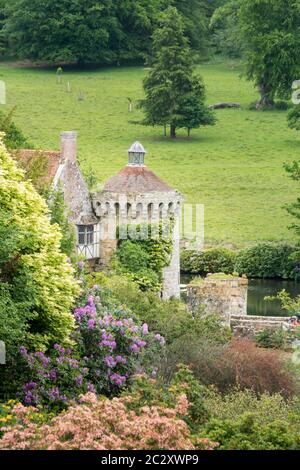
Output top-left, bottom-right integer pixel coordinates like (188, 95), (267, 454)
(0, 60), (299, 247)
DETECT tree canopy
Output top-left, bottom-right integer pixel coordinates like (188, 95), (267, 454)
(239, 0), (300, 108)
(138, 7), (215, 138)
(3, 0), (217, 64)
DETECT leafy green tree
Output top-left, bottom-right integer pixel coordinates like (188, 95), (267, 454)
(138, 7), (215, 138)
(0, 107), (30, 149)
(5, 0), (169, 65)
(210, 0), (243, 58)
(6, 0), (120, 64)
(172, 0), (210, 55)
(0, 137), (79, 354)
(239, 0), (300, 109)
(0, 0), (7, 56)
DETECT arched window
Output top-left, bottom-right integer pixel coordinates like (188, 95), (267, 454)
(159, 203), (164, 219)
(126, 203), (132, 217)
(136, 203), (143, 218)
(148, 203), (154, 220)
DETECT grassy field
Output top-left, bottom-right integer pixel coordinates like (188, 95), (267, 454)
(0, 59), (299, 247)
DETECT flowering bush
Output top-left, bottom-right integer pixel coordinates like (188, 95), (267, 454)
(73, 286), (164, 394)
(0, 393), (211, 450)
(19, 345), (93, 409)
(18, 285), (164, 408)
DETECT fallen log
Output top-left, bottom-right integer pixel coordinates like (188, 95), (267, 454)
(209, 102), (241, 110)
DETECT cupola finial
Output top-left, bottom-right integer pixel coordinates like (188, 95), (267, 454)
(128, 141), (146, 166)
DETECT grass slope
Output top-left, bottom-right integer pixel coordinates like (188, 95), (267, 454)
(0, 60), (299, 247)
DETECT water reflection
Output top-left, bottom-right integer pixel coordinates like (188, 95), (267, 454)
(181, 274), (300, 317)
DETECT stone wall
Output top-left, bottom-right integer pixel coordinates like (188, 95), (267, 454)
(230, 314), (290, 337)
(187, 275), (248, 323)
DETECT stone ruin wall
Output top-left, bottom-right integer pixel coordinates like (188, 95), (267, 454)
(187, 276), (248, 325)
(187, 275), (290, 336)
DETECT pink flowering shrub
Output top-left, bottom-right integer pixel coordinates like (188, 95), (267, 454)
(18, 286), (164, 408)
(0, 393), (207, 450)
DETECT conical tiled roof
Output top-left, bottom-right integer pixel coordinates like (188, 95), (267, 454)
(103, 165), (174, 193)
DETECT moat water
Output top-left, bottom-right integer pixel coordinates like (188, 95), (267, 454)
(181, 275), (300, 317)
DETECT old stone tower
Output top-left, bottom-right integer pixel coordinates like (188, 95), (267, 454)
(92, 142), (182, 300)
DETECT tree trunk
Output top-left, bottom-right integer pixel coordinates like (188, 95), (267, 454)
(163, 125), (167, 137)
(170, 125), (176, 138)
(187, 128), (191, 137)
(256, 83), (275, 109)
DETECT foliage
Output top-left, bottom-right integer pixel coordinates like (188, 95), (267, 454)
(5, 0), (169, 65)
(239, 0), (300, 108)
(0, 108), (30, 149)
(210, 0), (243, 58)
(288, 105), (300, 132)
(87, 273), (198, 344)
(181, 247), (236, 275)
(234, 242), (298, 279)
(0, 400), (53, 439)
(0, 392), (201, 450)
(162, 337), (297, 397)
(138, 6), (215, 137)
(73, 285), (164, 396)
(201, 412), (300, 450)
(203, 387), (300, 425)
(19, 346), (92, 410)
(14, 150), (49, 194)
(115, 221), (174, 292)
(0, 0), (7, 56)
(46, 187), (76, 257)
(0, 138), (79, 356)
(255, 328), (286, 350)
(284, 160), (300, 247)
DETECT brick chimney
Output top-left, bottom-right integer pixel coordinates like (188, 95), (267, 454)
(61, 131), (77, 163)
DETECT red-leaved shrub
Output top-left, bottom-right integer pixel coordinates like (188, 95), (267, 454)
(223, 338), (297, 398)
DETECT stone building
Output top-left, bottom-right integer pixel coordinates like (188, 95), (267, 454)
(16, 132), (182, 300)
(92, 141), (182, 300)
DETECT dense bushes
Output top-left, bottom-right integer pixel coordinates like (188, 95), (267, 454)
(181, 242), (299, 280)
(181, 248), (236, 276)
(162, 338), (297, 398)
(235, 242), (298, 279)
(0, 138), (79, 396)
(0, 393), (198, 450)
(17, 284), (164, 409)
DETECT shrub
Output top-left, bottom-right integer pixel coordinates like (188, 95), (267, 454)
(203, 388), (299, 426)
(0, 393), (201, 450)
(181, 248), (236, 276)
(73, 286), (164, 395)
(18, 286), (164, 408)
(235, 242), (298, 279)
(162, 338), (297, 397)
(19, 346), (92, 410)
(255, 329), (287, 349)
(201, 413), (300, 450)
